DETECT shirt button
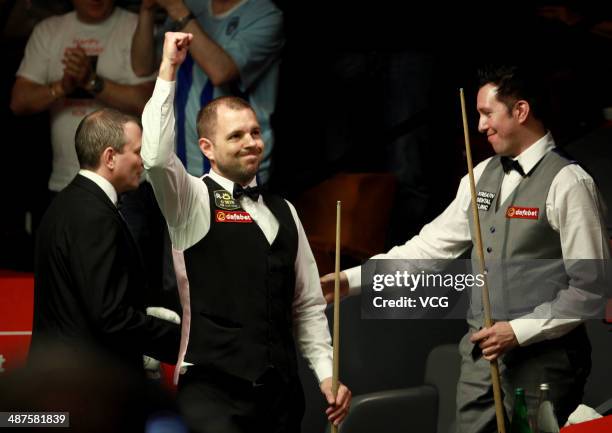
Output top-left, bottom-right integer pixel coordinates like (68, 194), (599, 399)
(490, 226), (495, 233)
(486, 247), (492, 253)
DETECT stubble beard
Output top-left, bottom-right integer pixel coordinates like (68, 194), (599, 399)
(218, 159), (259, 185)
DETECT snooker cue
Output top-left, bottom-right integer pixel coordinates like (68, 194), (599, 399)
(460, 88), (507, 433)
(332, 201), (341, 433)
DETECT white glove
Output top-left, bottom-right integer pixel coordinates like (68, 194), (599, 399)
(180, 361), (193, 375)
(143, 306), (181, 379)
(564, 404), (603, 426)
(143, 355), (161, 379)
(146, 307), (181, 324)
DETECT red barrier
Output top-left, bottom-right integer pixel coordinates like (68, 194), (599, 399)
(0, 270), (178, 392)
(0, 271), (34, 373)
(561, 415), (612, 432)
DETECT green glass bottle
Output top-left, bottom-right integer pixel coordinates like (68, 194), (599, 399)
(510, 388), (533, 433)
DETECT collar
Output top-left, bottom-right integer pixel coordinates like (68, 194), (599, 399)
(512, 131), (555, 175)
(208, 0), (248, 19)
(206, 170), (258, 198)
(79, 169), (118, 206)
(74, 7), (118, 27)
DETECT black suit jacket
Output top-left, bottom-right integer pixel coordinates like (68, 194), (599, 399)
(31, 174), (180, 370)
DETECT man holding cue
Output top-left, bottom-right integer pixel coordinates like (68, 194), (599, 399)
(142, 32), (351, 432)
(322, 64), (610, 431)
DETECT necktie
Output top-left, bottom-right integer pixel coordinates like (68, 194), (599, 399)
(116, 195), (127, 220)
(233, 183), (261, 201)
(500, 156), (526, 177)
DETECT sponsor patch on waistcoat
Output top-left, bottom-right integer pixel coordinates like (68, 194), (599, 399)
(214, 190), (241, 210)
(215, 210), (253, 223)
(506, 206), (539, 219)
(477, 190), (496, 211)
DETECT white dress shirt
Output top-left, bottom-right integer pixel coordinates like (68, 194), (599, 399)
(142, 78), (333, 383)
(346, 132), (610, 346)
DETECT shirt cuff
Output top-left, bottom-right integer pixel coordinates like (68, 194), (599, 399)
(509, 318), (540, 346)
(345, 266), (362, 296)
(510, 317), (583, 347)
(313, 358), (333, 384)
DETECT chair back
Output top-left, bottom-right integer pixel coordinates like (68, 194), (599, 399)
(295, 173), (397, 275)
(329, 387), (437, 433)
(424, 344), (461, 433)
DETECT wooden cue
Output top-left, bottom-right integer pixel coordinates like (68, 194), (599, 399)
(460, 89), (507, 433)
(331, 200), (341, 433)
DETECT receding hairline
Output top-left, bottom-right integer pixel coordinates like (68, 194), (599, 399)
(74, 108), (141, 169)
(196, 96), (255, 139)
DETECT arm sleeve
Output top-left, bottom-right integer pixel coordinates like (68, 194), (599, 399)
(225, 7), (284, 90)
(71, 213), (180, 363)
(16, 19), (52, 84)
(345, 161), (492, 295)
(141, 78), (209, 232)
(510, 166), (611, 345)
(289, 201), (334, 383)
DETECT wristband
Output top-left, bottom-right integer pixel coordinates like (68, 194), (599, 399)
(49, 82), (63, 99)
(171, 11), (195, 32)
(86, 74), (105, 95)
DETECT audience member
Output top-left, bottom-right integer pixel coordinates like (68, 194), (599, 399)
(131, 0), (284, 184)
(10, 0), (154, 200)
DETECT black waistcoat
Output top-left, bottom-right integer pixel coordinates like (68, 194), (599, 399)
(184, 177), (298, 382)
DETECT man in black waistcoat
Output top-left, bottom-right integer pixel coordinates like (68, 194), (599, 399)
(142, 32), (351, 433)
(31, 108), (181, 372)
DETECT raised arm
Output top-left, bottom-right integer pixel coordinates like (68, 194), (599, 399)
(158, 31), (192, 81)
(141, 32), (204, 232)
(131, 0), (158, 77)
(158, 0), (239, 85)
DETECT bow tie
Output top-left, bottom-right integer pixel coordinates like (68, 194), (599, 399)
(500, 156), (526, 177)
(233, 183), (261, 201)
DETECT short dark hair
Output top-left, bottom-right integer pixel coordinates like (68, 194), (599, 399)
(478, 64), (551, 123)
(75, 108), (140, 169)
(196, 96), (254, 139)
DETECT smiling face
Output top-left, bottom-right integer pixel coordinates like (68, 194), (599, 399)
(200, 105), (264, 185)
(476, 83), (523, 157)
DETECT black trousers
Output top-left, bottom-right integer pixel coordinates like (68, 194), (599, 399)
(177, 367), (305, 433)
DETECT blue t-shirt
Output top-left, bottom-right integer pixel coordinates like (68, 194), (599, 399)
(169, 0), (284, 183)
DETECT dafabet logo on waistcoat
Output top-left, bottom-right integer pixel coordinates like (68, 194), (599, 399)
(506, 206), (539, 219)
(215, 210), (253, 223)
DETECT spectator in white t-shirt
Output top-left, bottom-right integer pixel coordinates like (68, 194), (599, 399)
(10, 0), (155, 195)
